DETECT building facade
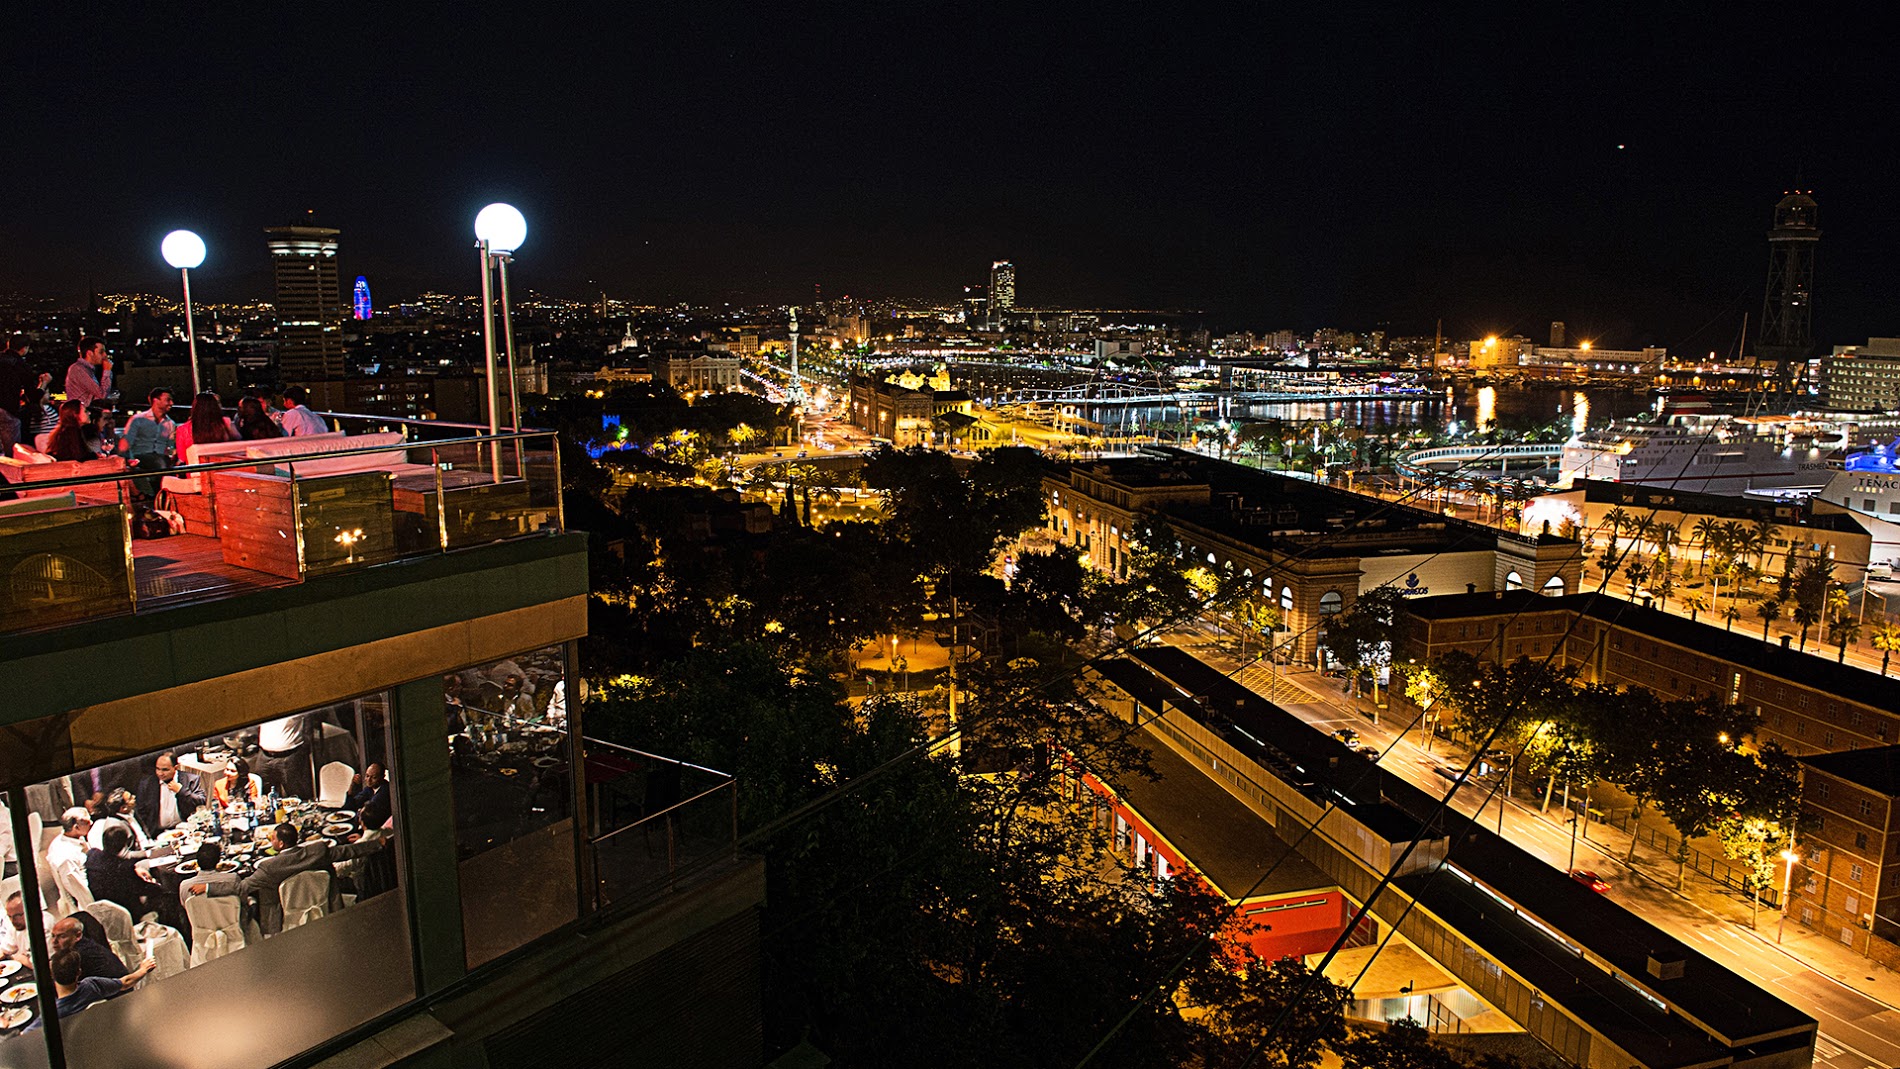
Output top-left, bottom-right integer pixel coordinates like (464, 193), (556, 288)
(1790, 748), (1900, 970)
(1044, 451), (1582, 663)
(1822, 338), (1900, 411)
(0, 434), (763, 1069)
(1396, 590), (1900, 756)
(650, 350), (741, 393)
(988, 260), (1016, 317)
(265, 225), (346, 382)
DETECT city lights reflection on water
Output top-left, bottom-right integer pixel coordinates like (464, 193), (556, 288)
(1075, 383), (1644, 436)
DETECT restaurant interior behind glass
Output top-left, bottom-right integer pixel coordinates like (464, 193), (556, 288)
(0, 645), (573, 1069)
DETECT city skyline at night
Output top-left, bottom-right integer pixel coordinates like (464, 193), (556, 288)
(7, 8), (1896, 353)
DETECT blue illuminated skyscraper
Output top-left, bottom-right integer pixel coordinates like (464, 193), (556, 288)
(353, 275), (373, 320)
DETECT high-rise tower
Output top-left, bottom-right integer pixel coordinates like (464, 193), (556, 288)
(266, 224), (345, 381)
(989, 260), (1016, 319)
(1758, 190), (1819, 385)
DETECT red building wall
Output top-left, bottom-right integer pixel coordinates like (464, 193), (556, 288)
(1075, 769), (1351, 962)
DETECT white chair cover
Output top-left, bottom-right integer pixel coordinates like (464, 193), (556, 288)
(317, 762), (354, 809)
(56, 863), (95, 918)
(85, 900), (143, 971)
(185, 895), (246, 966)
(136, 921), (188, 981)
(278, 870), (332, 930)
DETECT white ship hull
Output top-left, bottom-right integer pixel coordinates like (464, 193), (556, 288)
(1559, 439), (1833, 494)
(1820, 466), (1900, 569)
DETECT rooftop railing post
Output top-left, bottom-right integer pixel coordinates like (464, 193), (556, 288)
(496, 252), (525, 479)
(9, 789), (67, 1065)
(477, 239), (502, 480)
(433, 445), (449, 553)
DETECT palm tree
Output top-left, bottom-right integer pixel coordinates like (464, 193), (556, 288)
(1684, 591), (1709, 622)
(1832, 614), (1863, 663)
(1652, 521), (1679, 564)
(1792, 600), (1820, 651)
(1603, 507), (1630, 544)
(1756, 598), (1782, 639)
(1631, 516), (1656, 554)
(1871, 621), (1900, 676)
(1691, 516), (1720, 573)
(1751, 517), (1777, 570)
(1725, 604), (1744, 632)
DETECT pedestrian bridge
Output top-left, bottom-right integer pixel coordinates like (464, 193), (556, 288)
(1396, 442), (1564, 482)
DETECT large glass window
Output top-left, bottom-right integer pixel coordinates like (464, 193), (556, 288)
(2, 696), (412, 1069)
(445, 645), (576, 969)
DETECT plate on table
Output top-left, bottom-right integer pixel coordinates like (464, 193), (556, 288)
(0, 985), (36, 1005)
(1, 1005), (30, 1030)
(532, 756), (561, 769)
(0, 961), (22, 979)
(322, 823), (353, 836)
(176, 861), (200, 876)
(216, 860), (238, 872)
(331, 810), (356, 820)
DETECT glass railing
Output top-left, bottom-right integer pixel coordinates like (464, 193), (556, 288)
(0, 429), (564, 635)
(582, 737), (737, 908)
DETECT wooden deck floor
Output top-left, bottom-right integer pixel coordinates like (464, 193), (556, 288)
(133, 532), (295, 609)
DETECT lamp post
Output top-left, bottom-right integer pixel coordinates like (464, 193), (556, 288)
(473, 204), (527, 479)
(161, 230), (207, 395)
(1777, 849), (1800, 944)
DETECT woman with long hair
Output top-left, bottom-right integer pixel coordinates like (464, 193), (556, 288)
(46, 399), (94, 461)
(237, 396), (283, 440)
(174, 391), (238, 458)
(213, 757), (263, 808)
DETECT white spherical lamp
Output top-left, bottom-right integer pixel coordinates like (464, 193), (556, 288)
(161, 229), (207, 270)
(474, 203), (527, 254)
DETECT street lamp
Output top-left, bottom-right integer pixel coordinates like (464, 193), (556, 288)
(473, 203), (527, 478)
(1777, 849), (1800, 944)
(161, 229), (207, 395)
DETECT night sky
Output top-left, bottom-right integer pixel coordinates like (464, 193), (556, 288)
(8, 7), (1892, 351)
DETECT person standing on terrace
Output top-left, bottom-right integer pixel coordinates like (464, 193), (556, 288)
(64, 337), (113, 407)
(0, 335), (36, 456)
(278, 384), (329, 437)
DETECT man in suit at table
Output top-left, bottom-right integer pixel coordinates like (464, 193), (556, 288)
(135, 751), (204, 834)
(188, 822), (385, 934)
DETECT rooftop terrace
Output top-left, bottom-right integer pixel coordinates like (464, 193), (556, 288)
(0, 414), (563, 637)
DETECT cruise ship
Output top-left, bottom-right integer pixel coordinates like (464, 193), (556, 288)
(1817, 441), (1900, 570)
(1558, 397), (1842, 493)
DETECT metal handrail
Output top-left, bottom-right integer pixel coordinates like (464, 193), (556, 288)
(582, 735), (733, 779)
(6, 427), (557, 496)
(589, 779), (735, 846)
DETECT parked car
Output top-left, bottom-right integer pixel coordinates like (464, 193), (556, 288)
(1331, 728), (1360, 745)
(1354, 744), (1380, 761)
(1568, 869), (1611, 894)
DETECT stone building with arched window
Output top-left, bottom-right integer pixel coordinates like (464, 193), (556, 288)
(1042, 448), (1582, 664)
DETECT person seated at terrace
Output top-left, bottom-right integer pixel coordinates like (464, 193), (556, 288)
(237, 395), (283, 440)
(212, 758), (264, 808)
(85, 824), (158, 919)
(174, 390), (238, 456)
(83, 402), (120, 459)
(277, 385), (329, 437)
(46, 399), (97, 461)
